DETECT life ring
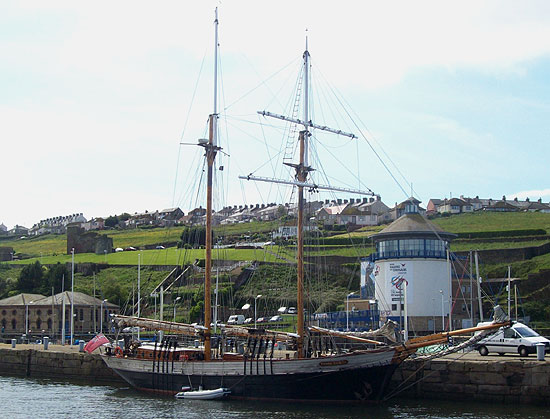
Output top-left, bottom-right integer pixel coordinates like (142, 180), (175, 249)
(114, 346), (123, 358)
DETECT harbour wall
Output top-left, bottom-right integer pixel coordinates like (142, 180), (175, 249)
(0, 345), (122, 383)
(389, 355), (550, 406)
(0, 344), (548, 405)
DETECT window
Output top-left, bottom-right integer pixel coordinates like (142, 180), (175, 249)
(12, 310), (16, 316)
(11, 319), (16, 330)
(79, 309), (84, 321)
(391, 304), (397, 311)
(47, 318), (52, 330)
(47, 309), (52, 315)
(1, 310), (5, 316)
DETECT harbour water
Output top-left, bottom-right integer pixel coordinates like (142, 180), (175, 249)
(0, 375), (548, 418)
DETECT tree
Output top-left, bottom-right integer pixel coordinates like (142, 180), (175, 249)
(104, 215), (119, 228)
(179, 226), (213, 248)
(43, 263), (69, 294)
(17, 261), (44, 293)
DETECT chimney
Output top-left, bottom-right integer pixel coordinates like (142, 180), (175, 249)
(538, 198), (541, 203)
(526, 197), (530, 202)
(502, 195), (506, 201)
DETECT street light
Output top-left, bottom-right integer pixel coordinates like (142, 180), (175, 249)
(100, 299), (108, 333)
(346, 292), (356, 331)
(439, 290), (444, 331)
(254, 295), (262, 328)
(432, 298), (436, 333)
(173, 296), (181, 323)
(25, 300), (34, 341)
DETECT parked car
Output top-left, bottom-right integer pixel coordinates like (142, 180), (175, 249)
(115, 247), (124, 252)
(256, 317), (267, 323)
(155, 245), (165, 249)
(287, 307), (297, 314)
(124, 246), (137, 251)
(227, 315), (245, 325)
(269, 315), (283, 322)
(243, 317), (253, 324)
(475, 322), (550, 357)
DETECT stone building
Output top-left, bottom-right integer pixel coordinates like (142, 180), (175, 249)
(0, 292), (119, 337)
(66, 225), (113, 255)
(0, 247), (13, 262)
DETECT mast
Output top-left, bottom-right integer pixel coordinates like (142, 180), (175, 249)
(203, 7), (220, 361)
(240, 38), (371, 358)
(295, 38), (311, 357)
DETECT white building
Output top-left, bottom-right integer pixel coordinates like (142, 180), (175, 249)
(362, 201), (458, 334)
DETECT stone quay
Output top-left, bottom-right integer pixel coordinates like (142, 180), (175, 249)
(389, 352), (550, 405)
(0, 343), (548, 405)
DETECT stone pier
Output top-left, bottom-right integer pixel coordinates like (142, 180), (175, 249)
(390, 352), (550, 405)
(0, 343), (121, 383)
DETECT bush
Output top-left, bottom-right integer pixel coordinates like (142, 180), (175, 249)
(457, 229), (547, 239)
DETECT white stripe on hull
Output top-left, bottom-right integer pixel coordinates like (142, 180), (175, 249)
(102, 349), (396, 377)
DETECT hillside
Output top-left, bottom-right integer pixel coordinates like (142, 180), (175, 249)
(2, 212), (550, 324)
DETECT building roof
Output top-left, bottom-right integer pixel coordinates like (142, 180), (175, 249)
(0, 293), (47, 306)
(372, 213), (456, 241)
(320, 204), (348, 215)
(0, 292), (118, 308)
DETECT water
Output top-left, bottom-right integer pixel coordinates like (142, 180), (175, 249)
(0, 375), (547, 419)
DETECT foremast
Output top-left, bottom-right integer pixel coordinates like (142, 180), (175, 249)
(203, 8), (220, 361)
(240, 40), (373, 358)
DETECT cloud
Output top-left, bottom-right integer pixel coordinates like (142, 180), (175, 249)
(509, 189), (550, 200)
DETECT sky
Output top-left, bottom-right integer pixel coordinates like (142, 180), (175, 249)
(2, 1), (550, 229)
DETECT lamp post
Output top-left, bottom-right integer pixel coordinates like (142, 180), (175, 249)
(25, 300), (34, 341)
(173, 296), (181, 323)
(254, 295), (262, 328)
(70, 248), (74, 345)
(439, 289), (444, 331)
(100, 299), (107, 333)
(346, 292), (356, 331)
(432, 298), (436, 333)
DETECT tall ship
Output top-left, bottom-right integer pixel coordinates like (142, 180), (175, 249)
(101, 9), (508, 403)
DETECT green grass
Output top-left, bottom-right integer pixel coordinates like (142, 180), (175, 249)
(432, 212), (550, 233)
(450, 240), (550, 252)
(8, 245), (294, 266)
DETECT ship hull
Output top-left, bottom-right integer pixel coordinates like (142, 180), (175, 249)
(102, 349), (399, 402)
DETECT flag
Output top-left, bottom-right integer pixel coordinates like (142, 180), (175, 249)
(84, 333), (109, 354)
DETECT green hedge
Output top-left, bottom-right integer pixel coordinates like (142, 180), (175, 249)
(456, 229), (547, 239)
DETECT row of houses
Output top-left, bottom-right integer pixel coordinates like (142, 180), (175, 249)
(427, 195), (550, 215)
(4, 194), (550, 239)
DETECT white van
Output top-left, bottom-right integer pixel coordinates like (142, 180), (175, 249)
(475, 322), (550, 357)
(227, 315), (245, 325)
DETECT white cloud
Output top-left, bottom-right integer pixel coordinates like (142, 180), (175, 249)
(509, 189), (550, 201)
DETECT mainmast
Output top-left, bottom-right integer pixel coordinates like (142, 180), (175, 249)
(240, 41), (373, 359)
(203, 7), (220, 361)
